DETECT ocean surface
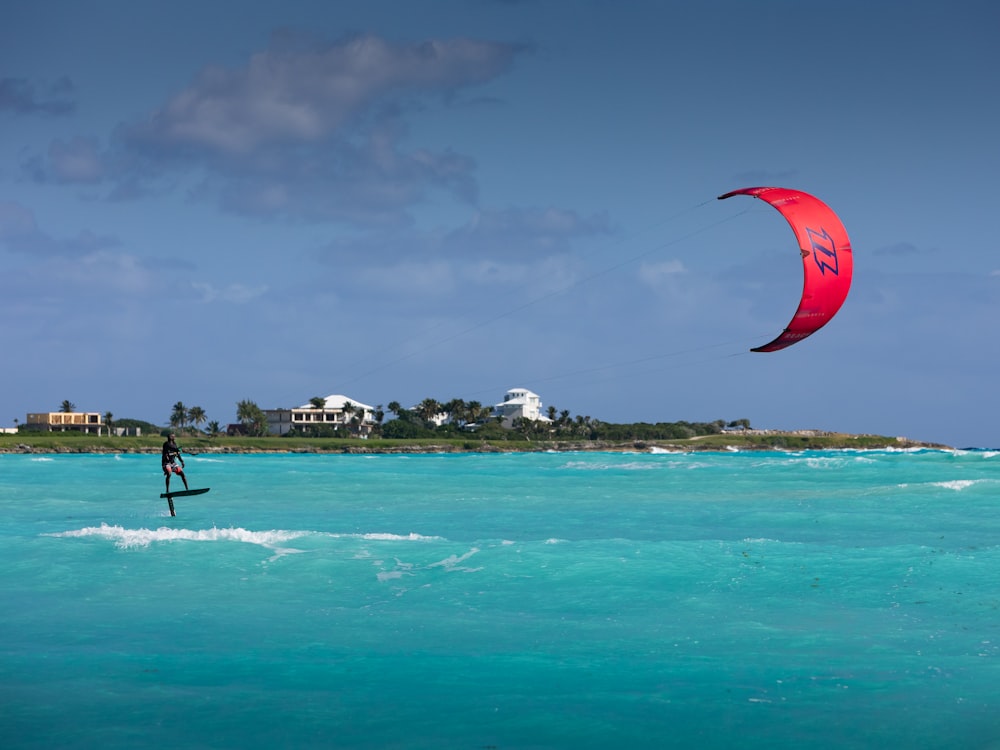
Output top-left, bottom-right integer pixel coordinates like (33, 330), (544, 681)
(2, 448), (998, 749)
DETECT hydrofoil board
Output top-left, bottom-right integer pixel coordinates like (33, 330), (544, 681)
(160, 488), (211, 499)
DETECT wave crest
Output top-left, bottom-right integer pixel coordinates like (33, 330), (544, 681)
(46, 523), (307, 551)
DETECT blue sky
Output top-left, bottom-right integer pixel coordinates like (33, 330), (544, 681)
(2, 0), (998, 448)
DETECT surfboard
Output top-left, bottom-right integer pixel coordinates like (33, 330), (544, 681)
(160, 488), (211, 499)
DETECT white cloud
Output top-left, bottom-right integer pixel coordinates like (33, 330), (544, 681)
(78, 250), (152, 294)
(354, 259), (456, 295)
(0, 249), (153, 317)
(95, 33), (519, 223)
(48, 136), (105, 183)
(0, 76), (76, 116)
(442, 206), (613, 259)
(20, 33), (521, 225)
(0, 200), (36, 238)
(191, 281), (269, 304)
(125, 33), (520, 155)
(638, 259), (686, 286)
(0, 200), (119, 255)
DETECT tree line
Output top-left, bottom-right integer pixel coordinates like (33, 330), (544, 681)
(48, 397), (754, 441)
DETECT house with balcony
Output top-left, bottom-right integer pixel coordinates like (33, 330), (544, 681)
(265, 394), (376, 437)
(24, 411), (105, 434)
(492, 388), (551, 428)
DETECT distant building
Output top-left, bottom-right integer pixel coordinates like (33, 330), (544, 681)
(24, 411), (105, 434)
(492, 388), (551, 428)
(265, 394), (376, 437)
(408, 404), (450, 427)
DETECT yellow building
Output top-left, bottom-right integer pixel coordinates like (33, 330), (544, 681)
(26, 412), (105, 434)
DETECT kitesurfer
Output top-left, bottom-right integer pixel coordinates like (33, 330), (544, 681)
(162, 433), (189, 494)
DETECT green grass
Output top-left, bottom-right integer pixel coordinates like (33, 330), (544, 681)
(0, 431), (942, 454)
(0, 432), (536, 454)
(681, 433), (912, 450)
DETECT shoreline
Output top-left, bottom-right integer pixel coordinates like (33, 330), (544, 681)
(0, 433), (955, 455)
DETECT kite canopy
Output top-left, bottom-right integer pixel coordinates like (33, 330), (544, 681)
(718, 186), (853, 352)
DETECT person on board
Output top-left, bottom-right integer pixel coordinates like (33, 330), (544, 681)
(161, 433), (189, 494)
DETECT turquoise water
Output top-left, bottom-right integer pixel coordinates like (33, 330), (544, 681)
(2, 449), (999, 749)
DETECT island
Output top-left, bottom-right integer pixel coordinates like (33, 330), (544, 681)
(0, 430), (952, 455)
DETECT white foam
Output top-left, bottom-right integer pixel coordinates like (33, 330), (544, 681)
(804, 454), (877, 469)
(374, 547), (484, 587)
(932, 479), (979, 491)
(294, 531), (444, 543)
(428, 548), (482, 572)
(353, 532), (443, 542)
(46, 523), (308, 553)
(561, 460), (661, 471)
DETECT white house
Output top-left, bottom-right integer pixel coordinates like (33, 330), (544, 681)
(408, 405), (450, 427)
(493, 388), (551, 428)
(265, 394), (376, 437)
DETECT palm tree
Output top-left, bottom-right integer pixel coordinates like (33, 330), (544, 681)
(417, 398), (441, 424)
(347, 407), (364, 436)
(60, 400), (75, 413)
(443, 398), (467, 426)
(236, 400), (255, 427)
(387, 401), (402, 418)
(104, 412), (114, 437)
(513, 416), (536, 440)
(236, 399), (268, 437)
(465, 401), (484, 425)
(341, 401), (357, 434)
(188, 406), (207, 433)
(306, 396), (326, 431)
(170, 402), (188, 432)
(207, 420), (221, 438)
